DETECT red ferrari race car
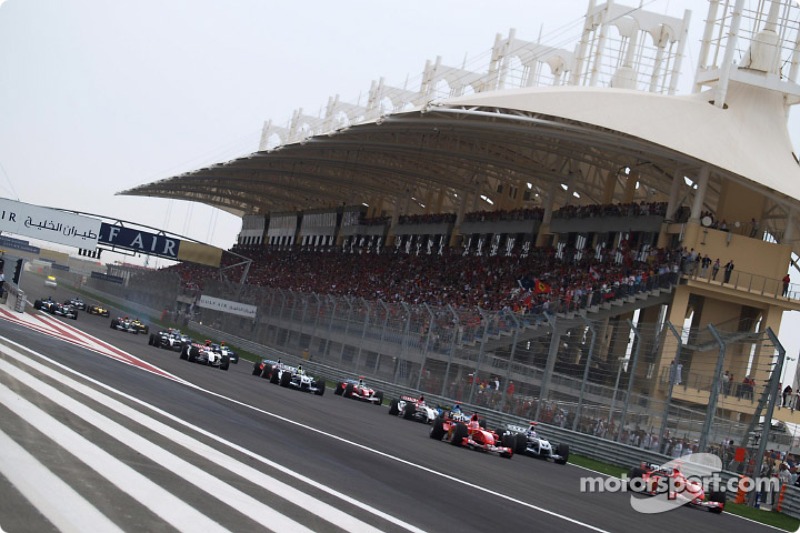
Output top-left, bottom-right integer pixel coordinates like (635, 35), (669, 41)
(430, 411), (513, 458)
(334, 378), (384, 405)
(627, 461), (726, 514)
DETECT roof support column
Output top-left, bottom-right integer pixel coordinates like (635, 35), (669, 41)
(449, 187), (470, 247)
(666, 168), (683, 220)
(536, 180), (558, 247)
(689, 164), (710, 223)
(602, 171), (616, 204)
(714, 0), (745, 109)
(785, 209), (795, 243)
(623, 171), (638, 203)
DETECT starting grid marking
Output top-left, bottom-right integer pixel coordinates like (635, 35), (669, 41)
(0, 304), (184, 383)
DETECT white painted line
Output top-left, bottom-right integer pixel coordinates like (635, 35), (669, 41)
(0, 381), (230, 533)
(0, 356), (380, 533)
(0, 427), (124, 533)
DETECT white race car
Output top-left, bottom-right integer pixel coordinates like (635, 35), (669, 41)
(180, 341), (230, 371)
(388, 395), (440, 423)
(505, 422), (569, 465)
(110, 317), (139, 334)
(267, 363), (325, 395)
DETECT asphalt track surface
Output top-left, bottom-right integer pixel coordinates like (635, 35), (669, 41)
(0, 286), (783, 532)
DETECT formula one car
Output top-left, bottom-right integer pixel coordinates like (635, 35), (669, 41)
(627, 461), (726, 514)
(130, 318), (149, 335)
(504, 422), (569, 465)
(388, 395), (440, 423)
(110, 317), (140, 334)
(51, 303), (78, 320)
(86, 304), (111, 317)
(44, 275), (57, 288)
(252, 358), (281, 378)
(430, 412), (513, 458)
(334, 378), (384, 405)
(210, 342), (238, 364)
(180, 340), (230, 370)
(33, 297), (58, 312)
(64, 296), (86, 310)
(149, 329), (191, 351)
(260, 361), (325, 395)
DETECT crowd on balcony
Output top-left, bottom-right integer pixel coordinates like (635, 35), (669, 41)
(464, 207), (544, 223)
(397, 213), (457, 225)
(171, 237), (681, 319)
(552, 201), (668, 219)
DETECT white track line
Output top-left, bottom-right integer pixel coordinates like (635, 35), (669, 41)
(0, 427), (124, 533)
(0, 380), (229, 533)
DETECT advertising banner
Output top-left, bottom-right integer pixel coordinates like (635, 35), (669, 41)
(0, 198), (101, 250)
(197, 295), (257, 319)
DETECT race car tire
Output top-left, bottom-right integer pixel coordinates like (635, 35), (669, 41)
(34, 300), (43, 310)
(374, 391), (384, 405)
(514, 434), (529, 455)
(71, 312), (78, 320)
(148, 333), (156, 346)
(450, 423), (468, 447)
(252, 363), (261, 376)
(430, 417), (445, 440)
(501, 432), (516, 450)
(388, 399), (400, 416)
(708, 490), (725, 513)
(280, 371), (292, 387)
(188, 347), (199, 363)
(628, 467), (646, 491)
(179, 346), (188, 360)
(314, 379), (325, 396)
(403, 402), (417, 420)
(220, 356), (230, 371)
(555, 443), (570, 465)
(344, 383), (355, 398)
(270, 368), (281, 384)
(260, 365), (272, 379)
(334, 383), (345, 395)
(478, 418), (487, 429)
(143, 326), (149, 334)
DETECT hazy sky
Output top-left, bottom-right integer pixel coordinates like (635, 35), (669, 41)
(0, 0), (709, 249)
(3, 0), (800, 384)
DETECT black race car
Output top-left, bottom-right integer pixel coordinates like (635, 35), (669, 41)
(34, 298), (78, 319)
(33, 297), (58, 313)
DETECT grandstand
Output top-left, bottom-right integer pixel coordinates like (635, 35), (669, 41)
(116, 1), (800, 454)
